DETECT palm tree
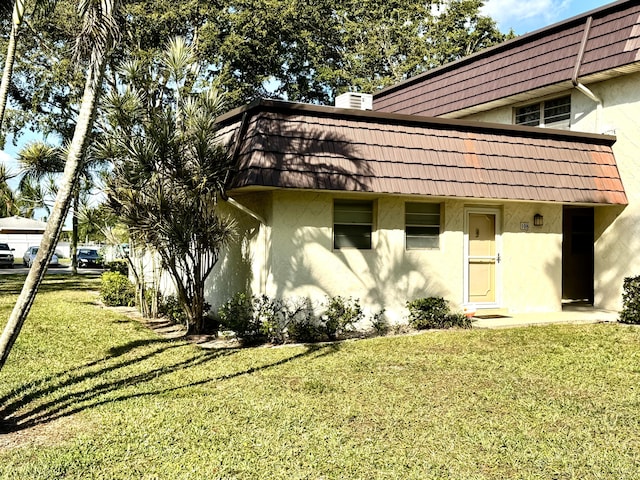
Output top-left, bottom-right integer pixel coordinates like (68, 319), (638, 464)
(0, 163), (18, 216)
(16, 140), (106, 272)
(104, 38), (235, 334)
(0, 0), (122, 371)
(15, 176), (49, 217)
(0, 0), (55, 138)
(15, 141), (62, 215)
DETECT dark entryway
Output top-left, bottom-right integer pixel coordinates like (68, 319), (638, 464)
(562, 207), (594, 304)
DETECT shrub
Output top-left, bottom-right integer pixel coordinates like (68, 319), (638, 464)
(255, 295), (289, 344)
(104, 259), (129, 275)
(160, 294), (187, 325)
(620, 275), (640, 324)
(443, 312), (472, 329)
(287, 299), (322, 343)
(370, 309), (389, 335)
(407, 297), (450, 329)
(288, 317), (322, 343)
(322, 296), (363, 340)
(218, 293), (263, 344)
(219, 293), (385, 344)
(100, 271), (135, 307)
(406, 297), (470, 330)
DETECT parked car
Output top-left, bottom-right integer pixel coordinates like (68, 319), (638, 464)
(23, 246), (59, 268)
(0, 243), (15, 268)
(77, 248), (102, 268)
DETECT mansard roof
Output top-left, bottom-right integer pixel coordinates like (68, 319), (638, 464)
(217, 100), (626, 205)
(373, 0), (640, 118)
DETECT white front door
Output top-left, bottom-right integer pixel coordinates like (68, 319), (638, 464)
(465, 208), (501, 307)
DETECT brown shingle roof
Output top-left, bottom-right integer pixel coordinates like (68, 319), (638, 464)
(217, 100), (627, 205)
(374, 0), (640, 117)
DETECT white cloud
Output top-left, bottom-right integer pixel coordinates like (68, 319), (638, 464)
(481, 0), (572, 33)
(0, 150), (17, 170)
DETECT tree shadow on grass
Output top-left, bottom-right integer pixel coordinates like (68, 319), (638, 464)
(0, 274), (101, 295)
(0, 338), (184, 422)
(0, 339), (340, 434)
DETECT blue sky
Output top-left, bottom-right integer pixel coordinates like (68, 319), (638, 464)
(481, 0), (615, 35)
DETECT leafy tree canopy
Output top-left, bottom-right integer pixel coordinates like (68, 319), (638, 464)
(2, 0), (512, 135)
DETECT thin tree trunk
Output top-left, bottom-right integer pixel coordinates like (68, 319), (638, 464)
(0, 12), (21, 135)
(71, 187), (79, 274)
(0, 60), (105, 371)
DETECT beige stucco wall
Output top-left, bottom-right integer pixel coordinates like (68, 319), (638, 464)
(203, 194), (269, 314)
(214, 191), (564, 323)
(579, 73), (640, 310)
(265, 192), (464, 324)
(501, 202), (563, 312)
(464, 72), (640, 311)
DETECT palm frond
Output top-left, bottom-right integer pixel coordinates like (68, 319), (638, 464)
(163, 36), (197, 85)
(18, 142), (64, 190)
(75, 0), (122, 80)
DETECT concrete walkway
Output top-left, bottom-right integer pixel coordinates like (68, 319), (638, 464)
(471, 304), (619, 329)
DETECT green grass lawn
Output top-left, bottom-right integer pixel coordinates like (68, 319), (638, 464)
(0, 274), (639, 479)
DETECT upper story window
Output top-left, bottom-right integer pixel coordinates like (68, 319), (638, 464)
(515, 95), (571, 129)
(405, 202), (441, 249)
(334, 200), (373, 249)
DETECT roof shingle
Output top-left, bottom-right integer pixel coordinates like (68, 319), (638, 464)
(217, 101), (627, 205)
(374, 0), (640, 117)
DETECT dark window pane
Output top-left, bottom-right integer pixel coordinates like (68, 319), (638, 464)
(515, 104), (541, 126)
(405, 213), (440, 226)
(334, 200), (373, 249)
(334, 224), (372, 249)
(334, 210), (373, 224)
(544, 95), (571, 127)
(405, 203), (441, 249)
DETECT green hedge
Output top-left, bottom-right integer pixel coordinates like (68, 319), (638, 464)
(100, 271), (135, 307)
(620, 275), (640, 324)
(407, 297), (471, 330)
(218, 294), (365, 345)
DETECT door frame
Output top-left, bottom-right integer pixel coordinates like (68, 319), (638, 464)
(463, 206), (503, 308)
(561, 206), (594, 304)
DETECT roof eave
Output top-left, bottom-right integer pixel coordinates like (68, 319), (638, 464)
(216, 99), (617, 147)
(373, 0), (633, 100)
(226, 185), (628, 207)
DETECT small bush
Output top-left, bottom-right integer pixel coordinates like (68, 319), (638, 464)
(407, 297), (450, 329)
(256, 295), (289, 344)
(370, 309), (389, 335)
(287, 300), (322, 343)
(104, 259), (129, 275)
(160, 294), (187, 325)
(218, 293), (263, 344)
(406, 297), (470, 330)
(443, 312), (472, 329)
(322, 296), (363, 340)
(100, 271), (135, 307)
(620, 275), (640, 324)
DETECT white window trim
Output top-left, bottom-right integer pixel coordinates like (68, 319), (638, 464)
(405, 202), (442, 250)
(514, 95), (571, 129)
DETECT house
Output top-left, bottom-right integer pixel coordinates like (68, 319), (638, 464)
(0, 216), (48, 259)
(0, 215), (72, 260)
(207, 0), (638, 323)
(373, 0), (640, 314)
